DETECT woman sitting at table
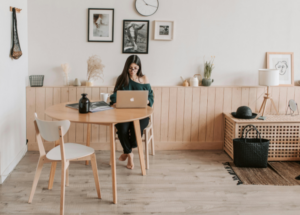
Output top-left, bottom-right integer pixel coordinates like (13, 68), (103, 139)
(110, 55), (154, 170)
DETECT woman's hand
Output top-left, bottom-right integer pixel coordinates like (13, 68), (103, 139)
(147, 100), (149, 104)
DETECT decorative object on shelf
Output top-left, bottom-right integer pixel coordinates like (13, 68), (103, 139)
(180, 76), (189, 87)
(189, 75), (199, 87)
(202, 56), (215, 86)
(231, 106), (257, 119)
(123, 20), (149, 54)
(10, 6), (22, 13)
(11, 7), (22, 60)
(257, 116), (266, 120)
(88, 8), (114, 42)
(267, 52), (294, 86)
(79, 94), (90, 113)
(74, 78), (81, 86)
(61, 63), (70, 86)
(233, 125), (270, 168)
(29, 75), (44, 87)
(86, 55), (105, 86)
(101, 93), (110, 103)
(193, 74), (202, 86)
(286, 99), (299, 116)
(135, 0), (159, 16)
(258, 69), (279, 116)
(154, 20), (174, 41)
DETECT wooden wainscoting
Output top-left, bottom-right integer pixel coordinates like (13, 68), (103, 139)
(26, 86), (300, 151)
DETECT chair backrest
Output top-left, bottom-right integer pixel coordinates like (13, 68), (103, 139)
(35, 116), (70, 142)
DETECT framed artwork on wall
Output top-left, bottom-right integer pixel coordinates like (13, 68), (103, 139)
(88, 8), (114, 42)
(267, 52), (294, 86)
(154, 20), (174, 41)
(123, 20), (149, 54)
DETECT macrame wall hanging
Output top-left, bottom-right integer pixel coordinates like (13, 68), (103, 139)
(11, 7), (22, 59)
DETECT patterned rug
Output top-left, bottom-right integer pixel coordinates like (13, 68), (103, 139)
(223, 162), (300, 185)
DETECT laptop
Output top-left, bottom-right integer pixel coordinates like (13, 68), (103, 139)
(116, 91), (148, 109)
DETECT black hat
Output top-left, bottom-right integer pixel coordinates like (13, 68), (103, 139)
(231, 106), (257, 119)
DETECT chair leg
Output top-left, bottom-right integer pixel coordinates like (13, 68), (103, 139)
(151, 128), (155, 156)
(145, 131), (150, 170)
(28, 157), (45, 203)
(90, 154), (101, 199)
(66, 166), (69, 187)
(60, 164), (67, 215)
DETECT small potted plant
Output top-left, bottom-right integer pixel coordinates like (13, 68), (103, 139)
(202, 56), (215, 86)
(86, 55), (105, 86)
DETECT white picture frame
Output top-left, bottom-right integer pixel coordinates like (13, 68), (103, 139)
(154, 20), (174, 41)
(267, 52), (294, 86)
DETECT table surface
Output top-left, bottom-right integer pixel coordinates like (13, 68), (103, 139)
(224, 113), (300, 123)
(45, 102), (153, 124)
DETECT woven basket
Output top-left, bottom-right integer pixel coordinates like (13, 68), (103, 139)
(233, 124), (270, 168)
(29, 75), (44, 87)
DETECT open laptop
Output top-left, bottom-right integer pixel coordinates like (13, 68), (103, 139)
(116, 91), (148, 109)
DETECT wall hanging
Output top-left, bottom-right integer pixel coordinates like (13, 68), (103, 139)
(123, 20), (149, 54)
(88, 8), (114, 42)
(10, 7), (22, 59)
(154, 20), (174, 41)
(267, 52), (294, 86)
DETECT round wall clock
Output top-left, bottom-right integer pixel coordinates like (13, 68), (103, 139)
(135, 0), (159, 16)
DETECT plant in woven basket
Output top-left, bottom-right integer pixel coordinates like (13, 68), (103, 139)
(61, 63), (70, 86)
(86, 55), (105, 86)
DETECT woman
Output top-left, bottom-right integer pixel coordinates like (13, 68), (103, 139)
(110, 55), (154, 170)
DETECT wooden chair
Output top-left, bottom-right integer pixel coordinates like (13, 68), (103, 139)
(28, 114), (101, 215)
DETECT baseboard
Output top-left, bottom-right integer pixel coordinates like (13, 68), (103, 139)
(0, 145), (27, 184)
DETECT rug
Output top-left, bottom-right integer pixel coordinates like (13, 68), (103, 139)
(223, 162), (300, 186)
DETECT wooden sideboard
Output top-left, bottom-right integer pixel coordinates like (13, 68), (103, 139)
(224, 113), (300, 161)
(26, 86), (300, 151)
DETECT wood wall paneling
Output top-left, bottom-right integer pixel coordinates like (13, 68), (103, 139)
(26, 86), (300, 151)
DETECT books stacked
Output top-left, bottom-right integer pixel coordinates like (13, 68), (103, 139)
(66, 101), (113, 113)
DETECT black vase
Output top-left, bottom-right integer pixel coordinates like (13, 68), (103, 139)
(79, 94), (90, 113)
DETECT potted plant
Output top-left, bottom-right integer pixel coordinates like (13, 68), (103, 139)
(86, 55), (105, 86)
(202, 56), (215, 86)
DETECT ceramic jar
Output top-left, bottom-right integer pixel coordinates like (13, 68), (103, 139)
(74, 78), (81, 86)
(202, 78), (214, 86)
(79, 94), (90, 113)
(190, 76), (199, 87)
(86, 81), (93, 86)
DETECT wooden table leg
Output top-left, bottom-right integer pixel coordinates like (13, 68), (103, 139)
(48, 140), (59, 189)
(86, 124), (91, 165)
(133, 120), (146, 176)
(110, 123), (117, 204)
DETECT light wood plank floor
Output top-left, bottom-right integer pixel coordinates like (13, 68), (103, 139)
(1, 151), (300, 215)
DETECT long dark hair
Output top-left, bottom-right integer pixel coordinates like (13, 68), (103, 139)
(114, 55), (144, 92)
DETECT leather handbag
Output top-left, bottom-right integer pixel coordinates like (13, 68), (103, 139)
(11, 8), (22, 59)
(233, 124), (270, 168)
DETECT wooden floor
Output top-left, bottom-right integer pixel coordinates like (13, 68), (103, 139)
(1, 151), (300, 215)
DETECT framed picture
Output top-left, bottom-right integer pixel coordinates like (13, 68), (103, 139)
(267, 52), (294, 86)
(123, 20), (149, 54)
(88, 8), (114, 42)
(154, 20), (174, 41)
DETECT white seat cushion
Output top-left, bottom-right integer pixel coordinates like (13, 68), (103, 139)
(46, 143), (95, 161)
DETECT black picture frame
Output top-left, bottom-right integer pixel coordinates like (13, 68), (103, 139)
(122, 20), (149, 54)
(88, 8), (114, 42)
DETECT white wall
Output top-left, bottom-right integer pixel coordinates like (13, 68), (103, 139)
(0, 0), (28, 183)
(28, 0), (300, 86)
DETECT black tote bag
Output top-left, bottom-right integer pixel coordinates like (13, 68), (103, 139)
(233, 124), (270, 168)
(11, 8), (22, 59)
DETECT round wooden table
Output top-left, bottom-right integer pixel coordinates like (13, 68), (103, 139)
(45, 102), (153, 204)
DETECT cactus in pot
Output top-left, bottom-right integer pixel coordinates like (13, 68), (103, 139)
(202, 56), (215, 86)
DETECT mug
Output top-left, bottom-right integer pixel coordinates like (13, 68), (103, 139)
(100, 93), (110, 103)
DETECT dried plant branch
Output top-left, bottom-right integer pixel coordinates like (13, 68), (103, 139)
(87, 55), (105, 82)
(204, 56), (215, 79)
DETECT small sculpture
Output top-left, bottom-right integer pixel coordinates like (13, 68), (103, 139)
(74, 78), (81, 86)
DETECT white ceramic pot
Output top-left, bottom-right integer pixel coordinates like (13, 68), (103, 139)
(190, 77), (199, 87)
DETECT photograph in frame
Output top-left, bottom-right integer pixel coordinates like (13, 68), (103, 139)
(88, 8), (114, 42)
(122, 20), (149, 54)
(154, 20), (174, 41)
(267, 52), (294, 86)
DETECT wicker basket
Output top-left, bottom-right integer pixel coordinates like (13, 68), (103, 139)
(29, 75), (44, 87)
